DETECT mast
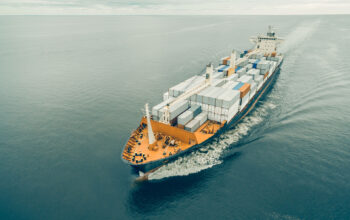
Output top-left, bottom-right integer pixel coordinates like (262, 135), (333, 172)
(229, 50), (236, 69)
(145, 103), (156, 144)
(205, 63), (213, 85)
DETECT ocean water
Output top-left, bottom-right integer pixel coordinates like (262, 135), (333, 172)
(0, 15), (350, 219)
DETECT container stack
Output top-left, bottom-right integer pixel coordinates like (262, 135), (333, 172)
(190, 86), (240, 123)
(152, 50), (280, 128)
(254, 75), (264, 90)
(185, 119), (200, 132)
(169, 75), (205, 97)
(257, 60), (271, 74)
(178, 104), (202, 127)
(163, 92), (169, 101)
(236, 68), (246, 77)
(156, 99), (189, 122)
(237, 75), (254, 85)
(237, 59), (248, 67)
(226, 73), (239, 82)
(250, 82), (257, 99)
(233, 82), (251, 110)
(220, 56), (230, 65)
(246, 69), (260, 80)
(152, 97), (175, 120)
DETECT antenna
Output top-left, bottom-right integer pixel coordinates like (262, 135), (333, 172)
(230, 50), (236, 69)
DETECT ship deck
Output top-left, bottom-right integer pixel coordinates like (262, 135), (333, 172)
(122, 118), (222, 165)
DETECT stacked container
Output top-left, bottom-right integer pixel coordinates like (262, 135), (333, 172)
(152, 97), (175, 120)
(247, 69), (260, 80)
(185, 119), (200, 132)
(158, 99), (189, 121)
(190, 86), (241, 123)
(254, 75), (264, 90)
(177, 104), (202, 126)
(237, 75), (254, 85)
(236, 68), (246, 77)
(169, 75), (205, 97)
(250, 82), (257, 99)
(221, 56), (230, 65)
(233, 83), (251, 110)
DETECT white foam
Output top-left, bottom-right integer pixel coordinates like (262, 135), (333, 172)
(280, 20), (320, 54)
(148, 99), (277, 181)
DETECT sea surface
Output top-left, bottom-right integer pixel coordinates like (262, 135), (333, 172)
(1, 15), (350, 220)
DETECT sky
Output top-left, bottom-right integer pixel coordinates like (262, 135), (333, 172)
(0, 0), (349, 15)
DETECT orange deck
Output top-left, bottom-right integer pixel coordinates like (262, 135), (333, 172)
(122, 117), (224, 165)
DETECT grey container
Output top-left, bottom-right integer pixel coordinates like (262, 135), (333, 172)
(246, 64), (253, 70)
(197, 86), (212, 103)
(238, 75), (253, 85)
(227, 73), (238, 81)
(178, 110), (193, 125)
(247, 69), (260, 80)
(201, 87), (215, 105)
(212, 78), (226, 87)
(159, 99), (189, 121)
(237, 68), (246, 77)
(195, 112), (208, 125)
(185, 119), (200, 132)
(151, 97), (175, 118)
(189, 104), (202, 118)
(218, 89), (240, 109)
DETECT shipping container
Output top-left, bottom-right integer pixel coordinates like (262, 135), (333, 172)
(185, 119), (200, 132)
(239, 83), (251, 98)
(158, 99), (189, 121)
(178, 110), (193, 125)
(163, 92), (169, 101)
(218, 89), (240, 109)
(227, 73), (238, 81)
(237, 75), (254, 85)
(189, 104), (202, 118)
(247, 69), (260, 80)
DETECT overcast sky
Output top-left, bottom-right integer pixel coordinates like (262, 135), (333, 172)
(1, 0), (349, 15)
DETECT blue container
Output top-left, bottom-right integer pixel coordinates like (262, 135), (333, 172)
(252, 59), (260, 69)
(244, 50), (248, 54)
(235, 66), (242, 72)
(233, 82), (244, 90)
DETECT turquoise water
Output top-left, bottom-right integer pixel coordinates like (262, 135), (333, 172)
(1, 15), (350, 219)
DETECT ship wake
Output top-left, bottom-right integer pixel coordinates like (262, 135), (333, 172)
(147, 98), (277, 181)
(279, 20), (320, 54)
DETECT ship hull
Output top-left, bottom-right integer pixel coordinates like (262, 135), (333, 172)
(124, 62), (283, 172)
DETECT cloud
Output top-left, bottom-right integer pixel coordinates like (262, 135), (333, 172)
(0, 0), (349, 15)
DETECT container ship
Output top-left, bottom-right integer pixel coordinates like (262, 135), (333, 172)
(121, 26), (284, 175)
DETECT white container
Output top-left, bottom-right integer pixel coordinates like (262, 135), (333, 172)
(250, 82), (257, 99)
(227, 73), (238, 81)
(247, 69), (260, 80)
(178, 110), (193, 125)
(185, 119), (200, 132)
(218, 89), (240, 109)
(240, 93), (250, 110)
(238, 75), (253, 85)
(163, 92), (169, 101)
(195, 112), (208, 125)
